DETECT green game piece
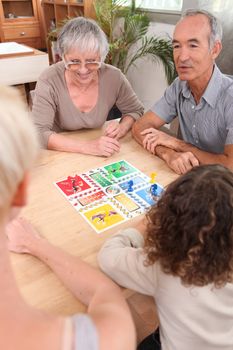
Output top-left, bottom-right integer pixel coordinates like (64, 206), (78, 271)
(107, 170), (113, 180)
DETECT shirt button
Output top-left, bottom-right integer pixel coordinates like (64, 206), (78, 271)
(192, 105), (195, 109)
(193, 125), (196, 128)
(195, 140), (198, 144)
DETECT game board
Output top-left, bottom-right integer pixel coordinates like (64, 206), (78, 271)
(54, 160), (163, 233)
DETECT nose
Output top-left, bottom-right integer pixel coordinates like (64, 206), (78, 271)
(78, 62), (88, 73)
(177, 47), (190, 62)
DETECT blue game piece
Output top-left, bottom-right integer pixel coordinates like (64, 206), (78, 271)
(127, 180), (134, 192)
(150, 184), (158, 196)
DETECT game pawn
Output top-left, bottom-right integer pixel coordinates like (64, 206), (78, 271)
(150, 183), (160, 202)
(127, 180), (134, 192)
(149, 172), (157, 183)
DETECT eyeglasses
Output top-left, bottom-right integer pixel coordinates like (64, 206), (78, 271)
(63, 58), (101, 71)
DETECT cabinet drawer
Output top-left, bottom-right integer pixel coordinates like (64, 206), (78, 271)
(5, 37), (42, 49)
(3, 26), (40, 40)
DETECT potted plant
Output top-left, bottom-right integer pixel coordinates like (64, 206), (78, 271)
(47, 18), (65, 63)
(94, 0), (176, 84)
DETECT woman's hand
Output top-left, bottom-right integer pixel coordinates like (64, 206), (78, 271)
(104, 121), (125, 139)
(6, 217), (42, 254)
(88, 136), (120, 157)
(104, 117), (135, 140)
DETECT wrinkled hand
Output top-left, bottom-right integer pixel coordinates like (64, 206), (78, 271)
(141, 128), (178, 153)
(6, 217), (41, 254)
(166, 151), (199, 175)
(89, 136), (120, 157)
(104, 121), (128, 140)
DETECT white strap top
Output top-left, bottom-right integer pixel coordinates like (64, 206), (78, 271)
(62, 314), (99, 350)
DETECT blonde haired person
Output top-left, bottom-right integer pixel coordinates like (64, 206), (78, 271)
(1, 85), (136, 350)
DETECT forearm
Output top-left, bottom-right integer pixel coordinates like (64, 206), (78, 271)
(119, 115), (135, 133)
(48, 133), (95, 154)
(132, 111), (165, 145)
(132, 119), (154, 145)
(155, 145), (177, 162)
(175, 141), (233, 169)
(28, 236), (119, 306)
(132, 121), (143, 145)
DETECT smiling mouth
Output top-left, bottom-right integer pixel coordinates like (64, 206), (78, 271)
(76, 72), (92, 79)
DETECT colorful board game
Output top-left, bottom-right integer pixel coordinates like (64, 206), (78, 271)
(54, 160), (163, 233)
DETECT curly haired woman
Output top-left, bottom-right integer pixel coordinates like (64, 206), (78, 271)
(98, 164), (233, 350)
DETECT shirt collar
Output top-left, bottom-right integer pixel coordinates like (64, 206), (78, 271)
(181, 65), (223, 108)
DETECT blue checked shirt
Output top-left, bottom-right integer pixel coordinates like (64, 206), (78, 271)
(151, 65), (233, 153)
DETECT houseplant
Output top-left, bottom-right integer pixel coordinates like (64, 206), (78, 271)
(94, 0), (176, 84)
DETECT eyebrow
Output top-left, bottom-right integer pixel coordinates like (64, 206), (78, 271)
(172, 38), (200, 44)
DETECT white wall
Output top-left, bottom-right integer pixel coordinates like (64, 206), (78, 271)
(126, 22), (175, 111)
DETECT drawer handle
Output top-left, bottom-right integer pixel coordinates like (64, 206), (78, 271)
(20, 31), (26, 36)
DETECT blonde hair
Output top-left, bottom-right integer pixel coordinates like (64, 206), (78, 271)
(0, 86), (39, 214)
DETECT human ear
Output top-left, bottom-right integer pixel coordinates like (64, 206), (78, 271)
(211, 40), (222, 60)
(11, 173), (30, 207)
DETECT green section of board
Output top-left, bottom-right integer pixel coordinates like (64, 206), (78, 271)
(90, 172), (112, 187)
(104, 160), (137, 179)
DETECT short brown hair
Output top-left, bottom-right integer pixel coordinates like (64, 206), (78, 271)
(144, 164), (233, 287)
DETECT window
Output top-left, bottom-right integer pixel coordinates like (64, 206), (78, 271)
(125, 0), (183, 12)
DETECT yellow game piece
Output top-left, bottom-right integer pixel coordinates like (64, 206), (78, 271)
(150, 172), (157, 183)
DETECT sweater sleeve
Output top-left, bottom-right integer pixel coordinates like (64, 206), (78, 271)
(115, 72), (144, 120)
(98, 228), (157, 296)
(32, 77), (58, 148)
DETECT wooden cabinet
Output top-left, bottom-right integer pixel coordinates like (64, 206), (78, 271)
(41, 0), (95, 60)
(0, 0), (43, 48)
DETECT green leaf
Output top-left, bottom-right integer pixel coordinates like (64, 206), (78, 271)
(94, 0), (176, 83)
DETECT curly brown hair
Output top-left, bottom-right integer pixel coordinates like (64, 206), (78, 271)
(144, 164), (233, 287)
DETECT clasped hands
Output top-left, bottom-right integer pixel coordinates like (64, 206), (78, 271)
(89, 120), (128, 157)
(141, 128), (179, 152)
(141, 128), (199, 174)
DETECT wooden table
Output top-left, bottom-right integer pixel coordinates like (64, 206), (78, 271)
(10, 127), (178, 325)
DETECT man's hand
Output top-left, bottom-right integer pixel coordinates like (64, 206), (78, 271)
(141, 128), (179, 153)
(165, 150), (199, 174)
(89, 136), (120, 157)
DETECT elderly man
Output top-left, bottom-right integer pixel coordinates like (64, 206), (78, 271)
(133, 9), (233, 175)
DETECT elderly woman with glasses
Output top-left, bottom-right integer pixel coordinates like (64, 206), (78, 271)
(32, 17), (144, 157)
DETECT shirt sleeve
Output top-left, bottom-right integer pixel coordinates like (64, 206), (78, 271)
(150, 78), (178, 123)
(98, 228), (157, 296)
(32, 77), (57, 148)
(224, 92), (233, 145)
(72, 314), (99, 350)
(115, 72), (144, 120)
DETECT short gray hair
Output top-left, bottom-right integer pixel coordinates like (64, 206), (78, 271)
(57, 17), (109, 61)
(0, 86), (38, 216)
(182, 9), (223, 48)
